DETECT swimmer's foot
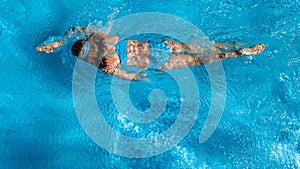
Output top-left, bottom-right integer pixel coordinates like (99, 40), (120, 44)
(36, 40), (65, 53)
(238, 44), (265, 55)
(221, 44), (265, 59)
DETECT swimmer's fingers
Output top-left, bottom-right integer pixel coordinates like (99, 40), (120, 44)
(138, 72), (149, 82)
(132, 74), (142, 81)
(138, 69), (148, 77)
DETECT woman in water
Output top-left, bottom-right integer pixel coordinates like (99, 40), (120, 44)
(36, 26), (265, 80)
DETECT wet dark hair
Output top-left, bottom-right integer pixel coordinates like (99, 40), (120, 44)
(71, 40), (86, 57)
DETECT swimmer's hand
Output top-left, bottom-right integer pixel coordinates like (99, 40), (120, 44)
(36, 40), (65, 53)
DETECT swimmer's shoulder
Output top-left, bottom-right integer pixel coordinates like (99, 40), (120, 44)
(92, 31), (119, 45)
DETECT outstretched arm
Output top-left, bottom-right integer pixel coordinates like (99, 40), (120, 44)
(36, 27), (87, 53)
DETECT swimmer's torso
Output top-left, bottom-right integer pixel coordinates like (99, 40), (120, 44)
(86, 31), (152, 71)
(86, 32), (199, 73)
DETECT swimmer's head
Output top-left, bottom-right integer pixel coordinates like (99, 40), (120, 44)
(72, 40), (86, 58)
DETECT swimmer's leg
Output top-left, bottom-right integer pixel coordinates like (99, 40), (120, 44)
(163, 40), (246, 55)
(200, 44), (266, 64)
(163, 40), (192, 53)
(159, 53), (201, 70)
(159, 44), (265, 70)
(164, 40), (257, 55)
(213, 42), (248, 51)
(222, 43), (265, 58)
(163, 40), (211, 54)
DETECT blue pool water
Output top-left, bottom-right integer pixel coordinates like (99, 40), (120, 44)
(1, 0), (300, 168)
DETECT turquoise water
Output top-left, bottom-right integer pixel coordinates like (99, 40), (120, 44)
(1, 0), (300, 168)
